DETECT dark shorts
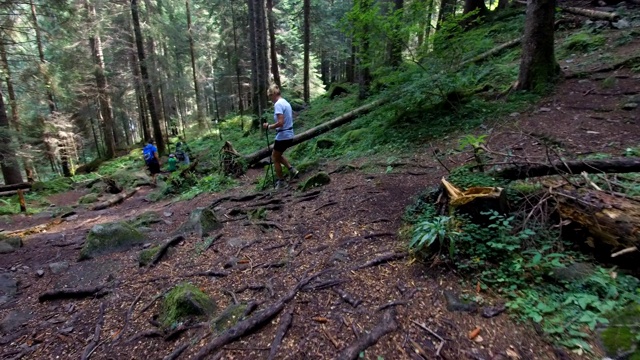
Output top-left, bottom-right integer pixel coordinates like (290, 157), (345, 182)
(146, 159), (160, 174)
(273, 139), (293, 153)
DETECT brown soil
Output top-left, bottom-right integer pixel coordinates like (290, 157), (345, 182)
(1, 18), (639, 360)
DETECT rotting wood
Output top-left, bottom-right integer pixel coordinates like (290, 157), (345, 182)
(496, 158), (640, 180)
(460, 37), (522, 66)
(267, 306), (294, 360)
(17, 189), (26, 213)
(192, 271), (324, 359)
(39, 285), (108, 303)
(113, 290), (143, 342)
(336, 309), (398, 360)
(2, 218), (62, 237)
(149, 235), (185, 266)
(411, 320), (445, 357)
(163, 343), (189, 360)
(241, 98), (389, 167)
(353, 251), (408, 270)
(243, 300), (260, 317)
(560, 6), (619, 21)
(81, 302), (105, 360)
(90, 188), (138, 211)
(332, 287), (361, 308)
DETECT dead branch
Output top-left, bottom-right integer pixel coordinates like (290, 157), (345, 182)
(39, 285), (108, 302)
(460, 37), (522, 66)
(267, 306), (294, 360)
(125, 329), (163, 343)
(113, 290), (143, 342)
(412, 320), (445, 357)
(163, 343), (189, 360)
(182, 270), (229, 278)
(322, 326), (340, 349)
(302, 279), (347, 292)
(332, 287), (362, 308)
(314, 201), (338, 212)
(496, 158), (640, 180)
(560, 6), (619, 21)
(0, 182), (31, 192)
(81, 302), (105, 360)
(192, 271), (324, 359)
(612, 247), (638, 258)
(148, 235), (185, 266)
(353, 251), (408, 270)
(137, 290), (170, 318)
(90, 188), (138, 211)
(377, 300), (408, 311)
(336, 309), (398, 360)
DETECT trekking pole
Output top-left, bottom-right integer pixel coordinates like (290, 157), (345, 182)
(264, 125), (276, 189)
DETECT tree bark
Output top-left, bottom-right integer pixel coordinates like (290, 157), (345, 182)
(131, 0), (165, 154)
(30, 0), (56, 114)
(387, 0), (404, 68)
(256, 0), (269, 122)
(515, 0), (559, 92)
(496, 158), (640, 180)
(230, 0), (245, 118)
(560, 6), (619, 21)
(266, 0), (281, 88)
(303, 0), (311, 103)
(87, 0), (116, 159)
(242, 98), (388, 166)
(248, 0), (260, 120)
(186, 0), (205, 128)
(357, 0), (372, 100)
(0, 85), (24, 184)
(463, 0), (488, 16)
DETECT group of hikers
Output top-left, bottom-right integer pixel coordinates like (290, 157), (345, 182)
(142, 84), (298, 189)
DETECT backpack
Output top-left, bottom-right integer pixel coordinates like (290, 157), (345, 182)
(175, 142), (186, 161)
(143, 144), (155, 163)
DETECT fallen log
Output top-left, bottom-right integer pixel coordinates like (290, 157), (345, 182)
(353, 251), (408, 270)
(90, 188), (138, 211)
(496, 158), (640, 180)
(39, 285), (108, 302)
(565, 55), (640, 79)
(149, 235), (185, 266)
(267, 306), (294, 360)
(460, 37), (522, 66)
(0, 182), (31, 192)
(560, 6), (619, 21)
(192, 271), (323, 359)
(241, 98), (389, 168)
(336, 309), (398, 360)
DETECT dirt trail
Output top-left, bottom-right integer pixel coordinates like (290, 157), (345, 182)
(1, 27), (640, 360)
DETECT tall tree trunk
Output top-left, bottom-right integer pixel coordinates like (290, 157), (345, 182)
(346, 42), (355, 83)
(463, 0), (488, 16)
(516, 0), (559, 92)
(131, 0), (165, 154)
(127, 23), (151, 142)
(437, 0), (456, 29)
(247, 0), (260, 120)
(30, 0), (56, 114)
(0, 40), (36, 182)
(498, 0), (509, 9)
(303, 0), (311, 103)
(186, 0), (205, 128)
(357, 0), (372, 100)
(266, 0), (281, 88)
(230, 0), (245, 118)
(142, 0), (166, 135)
(0, 85), (24, 184)
(387, 0), (404, 68)
(87, 0), (116, 159)
(256, 0), (269, 118)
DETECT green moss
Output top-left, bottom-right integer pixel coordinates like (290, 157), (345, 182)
(601, 303), (640, 357)
(32, 177), (74, 195)
(79, 193), (99, 204)
(248, 208), (266, 221)
(563, 32), (606, 53)
(138, 246), (160, 266)
(448, 165), (505, 189)
(176, 208), (221, 238)
(161, 283), (216, 328)
(340, 129), (367, 145)
(299, 172), (331, 191)
(130, 211), (163, 227)
(80, 222), (146, 260)
(211, 303), (247, 333)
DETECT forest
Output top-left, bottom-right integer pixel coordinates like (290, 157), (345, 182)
(0, 0), (640, 358)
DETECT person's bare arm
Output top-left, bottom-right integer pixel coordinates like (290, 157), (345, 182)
(263, 114), (285, 130)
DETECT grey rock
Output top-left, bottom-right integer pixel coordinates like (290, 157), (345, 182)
(130, 211), (163, 227)
(622, 102), (638, 110)
(143, 243), (152, 249)
(0, 310), (32, 333)
(227, 237), (249, 248)
(482, 304), (507, 318)
(509, 112), (519, 117)
(538, 107), (551, 112)
(36, 270), (45, 277)
(0, 274), (17, 298)
(0, 242), (15, 254)
(80, 221), (146, 260)
(59, 326), (74, 334)
(48, 261), (70, 275)
(612, 19), (631, 29)
(2, 237), (22, 248)
(444, 290), (477, 313)
(176, 208), (221, 238)
(330, 249), (349, 263)
(64, 215), (79, 221)
(163, 211), (173, 217)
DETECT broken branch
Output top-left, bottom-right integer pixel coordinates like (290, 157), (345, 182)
(149, 235), (185, 266)
(353, 251), (408, 270)
(267, 306), (294, 360)
(81, 302), (105, 360)
(336, 309), (398, 360)
(39, 285), (108, 302)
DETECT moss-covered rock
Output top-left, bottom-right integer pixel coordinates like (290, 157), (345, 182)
(176, 208), (221, 238)
(299, 172), (331, 192)
(550, 262), (594, 282)
(130, 211), (163, 227)
(211, 303), (247, 333)
(111, 169), (152, 188)
(0, 236), (22, 249)
(79, 193), (100, 204)
(80, 222), (146, 260)
(161, 283), (216, 328)
(316, 138), (335, 149)
(138, 246), (161, 266)
(0, 242), (14, 254)
(599, 303), (640, 358)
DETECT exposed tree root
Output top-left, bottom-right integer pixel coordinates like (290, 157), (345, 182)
(125, 329), (163, 343)
(39, 285), (108, 303)
(332, 287), (362, 308)
(137, 290), (170, 318)
(336, 309), (398, 360)
(163, 343), (189, 360)
(192, 271), (323, 359)
(377, 300), (408, 311)
(267, 306), (294, 360)
(353, 251), (408, 270)
(148, 235), (185, 266)
(302, 279), (346, 292)
(90, 188), (138, 211)
(81, 302), (105, 360)
(113, 290), (143, 342)
(182, 270), (229, 278)
(314, 201), (337, 212)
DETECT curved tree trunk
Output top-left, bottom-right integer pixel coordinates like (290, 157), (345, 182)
(515, 0), (559, 92)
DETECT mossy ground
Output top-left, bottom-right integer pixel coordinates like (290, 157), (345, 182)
(80, 222), (146, 260)
(600, 303), (640, 358)
(161, 283), (216, 328)
(138, 246), (161, 266)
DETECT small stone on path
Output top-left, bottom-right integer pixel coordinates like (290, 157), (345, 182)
(622, 102), (638, 110)
(36, 270), (45, 277)
(48, 261), (70, 275)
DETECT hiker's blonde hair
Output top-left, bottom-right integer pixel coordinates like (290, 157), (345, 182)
(267, 84), (280, 96)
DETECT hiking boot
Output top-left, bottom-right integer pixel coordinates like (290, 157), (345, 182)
(289, 167), (300, 180)
(275, 179), (286, 190)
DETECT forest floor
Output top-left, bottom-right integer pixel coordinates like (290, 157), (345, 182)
(1, 16), (640, 360)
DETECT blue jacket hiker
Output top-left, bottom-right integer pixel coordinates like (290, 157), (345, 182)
(143, 139), (161, 182)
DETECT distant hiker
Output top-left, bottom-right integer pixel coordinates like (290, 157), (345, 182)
(143, 139), (161, 183)
(263, 84), (299, 189)
(175, 137), (191, 165)
(167, 154), (177, 172)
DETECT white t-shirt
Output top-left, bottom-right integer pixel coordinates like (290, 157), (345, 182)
(273, 98), (294, 141)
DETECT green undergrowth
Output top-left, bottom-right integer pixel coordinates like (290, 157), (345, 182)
(405, 167), (640, 355)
